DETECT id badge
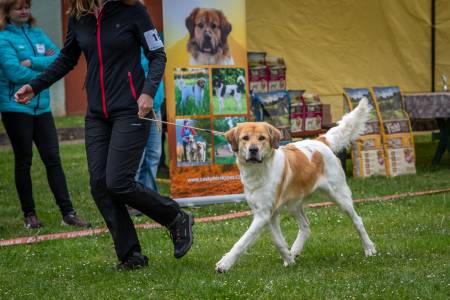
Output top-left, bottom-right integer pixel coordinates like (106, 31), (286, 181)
(36, 44), (45, 54)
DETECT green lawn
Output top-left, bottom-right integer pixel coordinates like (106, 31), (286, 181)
(0, 137), (449, 299)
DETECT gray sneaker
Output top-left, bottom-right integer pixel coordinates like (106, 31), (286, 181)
(62, 213), (91, 228)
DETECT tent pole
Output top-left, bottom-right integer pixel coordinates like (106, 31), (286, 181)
(431, 0), (436, 92)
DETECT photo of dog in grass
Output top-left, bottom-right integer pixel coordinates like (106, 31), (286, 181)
(175, 118), (211, 167)
(212, 68), (247, 115)
(213, 117), (246, 165)
(175, 68), (210, 116)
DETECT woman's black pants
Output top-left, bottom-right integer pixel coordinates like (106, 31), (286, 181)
(2, 112), (75, 217)
(85, 114), (180, 261)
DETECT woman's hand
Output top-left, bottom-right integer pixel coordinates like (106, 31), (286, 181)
(137, 93), (154, 118)
(20, 59), (31, 67)
(15, 84), (35, 104)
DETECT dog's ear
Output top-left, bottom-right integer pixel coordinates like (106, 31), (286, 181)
(186, 8), (200, 38)
(225, 126), (240, 152)
(266, 123), (281, 149)
(217, 10), (232, 45)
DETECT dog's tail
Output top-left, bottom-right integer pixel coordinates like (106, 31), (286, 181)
(236, 75), (245, 84)
(318, 97), (370, 153)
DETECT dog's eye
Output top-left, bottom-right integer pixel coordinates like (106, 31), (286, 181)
(242, 136), (249, 141)
(197, 23), (204, 29)
(258, 136), (266, 141)
(211, 23), (217, 30)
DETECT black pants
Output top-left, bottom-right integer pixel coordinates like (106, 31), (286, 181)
(1, 112), (74, 217)
(432, 118), (450, 165)
(85, 114), (180, 261)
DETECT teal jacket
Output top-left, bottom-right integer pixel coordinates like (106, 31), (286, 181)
(141, 48), (164, 113)
(0, 23), (59, 115)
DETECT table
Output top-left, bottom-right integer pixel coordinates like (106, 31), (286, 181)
(404, 92), (450, 165)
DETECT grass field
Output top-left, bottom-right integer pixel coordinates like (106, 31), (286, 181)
(0, 137), (449, 299)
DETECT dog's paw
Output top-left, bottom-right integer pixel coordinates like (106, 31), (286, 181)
(215, 263), (228, 273)
(364, 244), (377, 257)
(283, 253), (295, 267)
(283, 257), (295, 267)
(215, 256), (233, 273)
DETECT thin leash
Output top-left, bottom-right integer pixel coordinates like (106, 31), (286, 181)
(139, 113), (226, 136)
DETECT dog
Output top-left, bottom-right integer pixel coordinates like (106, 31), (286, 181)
(176, 143), (185, 162)
(185, 135), (197, 162)
(178, 78), (206, 110)
(195, 141), (207, 162)
(216, 98), (377, 272)
(185, 7), (234, 65)
(213, 75), (245, 113)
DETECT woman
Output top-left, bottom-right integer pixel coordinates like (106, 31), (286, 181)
(181, 120), (197, 162)
(0, 0), (90, 229)
(15, 0), (194, 270)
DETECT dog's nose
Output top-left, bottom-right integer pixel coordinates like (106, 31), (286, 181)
(204, 33), (212, 41)
(249, 145), (259, 154)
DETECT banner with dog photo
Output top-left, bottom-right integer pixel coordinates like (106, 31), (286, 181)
(163, 0), (250, 199)
(343, 88), (387, 178)
(371, 86), (416, 177)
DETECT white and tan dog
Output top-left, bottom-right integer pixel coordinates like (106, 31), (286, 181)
(216, 98), (376, 272)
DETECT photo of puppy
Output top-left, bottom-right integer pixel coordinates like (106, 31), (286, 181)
(212, 68), (247, 114)
(185, 7), (234, 65)
(216, 99), (376, 272)
(175, 68), (210, 116)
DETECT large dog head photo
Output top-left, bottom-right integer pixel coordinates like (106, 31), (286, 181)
(185, 7), (234, 65)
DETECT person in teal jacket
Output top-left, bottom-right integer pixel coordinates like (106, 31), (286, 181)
(135, 44), (165, 193)
(0, 0), (89, 228)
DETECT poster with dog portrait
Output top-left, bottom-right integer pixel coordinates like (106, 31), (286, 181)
(213, 117), (246, 165)
(212, 68), (247, 115)
(175, 118), (211, 167)
(163, 0), (249, 199)
(174, 68), (210, 116)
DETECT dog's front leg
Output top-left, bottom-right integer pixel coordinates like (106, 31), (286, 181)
(269, 213), (295, 267)
(216, 211), (270, 273)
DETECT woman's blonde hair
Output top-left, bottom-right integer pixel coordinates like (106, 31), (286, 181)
(0, 0), (35, 30)
(68, 0), (135, 19)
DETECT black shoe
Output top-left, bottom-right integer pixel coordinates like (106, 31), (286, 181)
(168, 211), (194, 259)
(24, 212), (43, 229)
(116, 252), (149, 271)
(62, 212), (91, 228)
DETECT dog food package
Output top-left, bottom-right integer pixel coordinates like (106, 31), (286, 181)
(344, 88), (387, 177)
(372, 86), (416, 176)
(302, 93), (323, 132)
(248, 52), (269, 93)
(248, 65), (269, 93)
(266, 56), (286, 92)
(252, 90), (291, 142)
(247, 52), (266, 65)
(289, 90), (306, 134)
